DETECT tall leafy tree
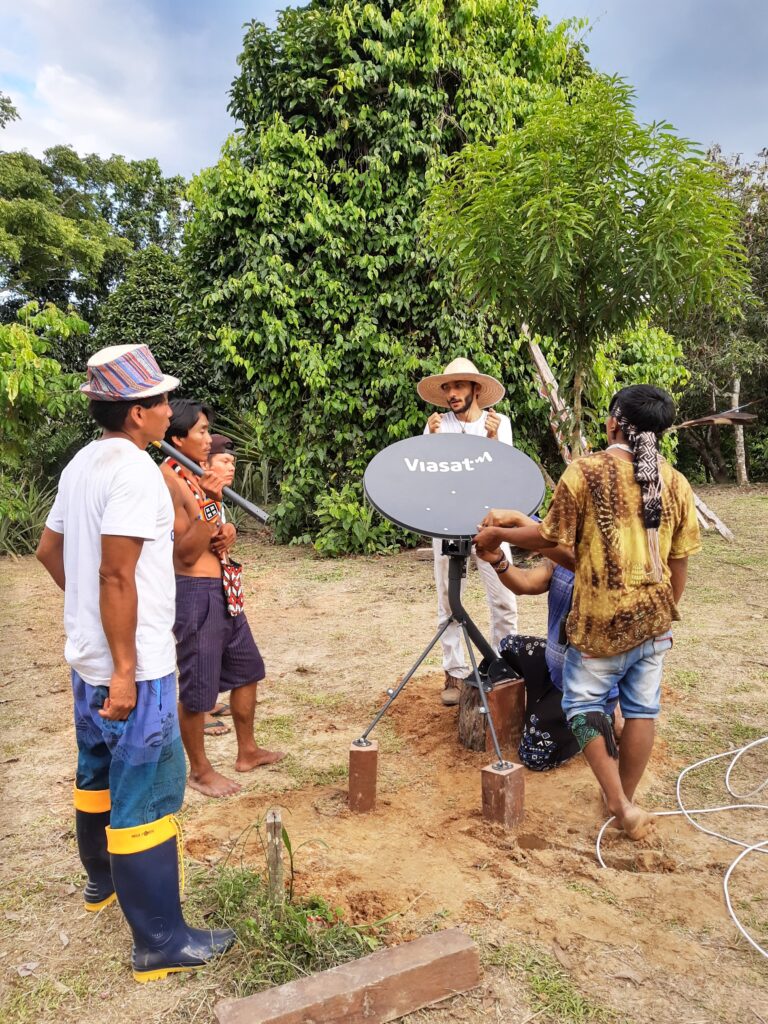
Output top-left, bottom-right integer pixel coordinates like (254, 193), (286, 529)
(0, 144), (186, 329)
(669, 148), (768, 484)
(427, 76), (750, 452)
(183, 0), (586, 545)
(96, 245), (228, 402)
(0, 302), (87, 472)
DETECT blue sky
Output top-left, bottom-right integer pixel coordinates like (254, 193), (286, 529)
(1, 0), (765, 179)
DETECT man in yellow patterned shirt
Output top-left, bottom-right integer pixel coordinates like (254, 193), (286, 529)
(474, 385), (701, 841)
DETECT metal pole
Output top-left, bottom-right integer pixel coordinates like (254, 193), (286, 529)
(447, 553), (495, 663)
(353, 617), (454, 747)
(462, 622), (511, 770)
(153, 439), (269, 524)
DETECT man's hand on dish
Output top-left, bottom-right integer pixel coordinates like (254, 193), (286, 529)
(485, 409), (500, 439)
(478, 508), (533, 529)
(473, 525), (505, 552)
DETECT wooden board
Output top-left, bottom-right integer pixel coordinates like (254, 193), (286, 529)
(215, 928), (480, 1024)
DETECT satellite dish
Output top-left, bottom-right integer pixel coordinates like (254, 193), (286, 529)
(364, 434), (545, 538)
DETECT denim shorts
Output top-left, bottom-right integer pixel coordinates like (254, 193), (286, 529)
(73, 670), (186, 828)
(561, 633), (673, 721)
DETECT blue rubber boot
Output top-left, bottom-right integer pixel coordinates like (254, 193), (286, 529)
(73, 787), (116, 912)
(107, 816), (236, 983)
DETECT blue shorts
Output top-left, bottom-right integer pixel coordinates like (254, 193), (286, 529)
(73, 671), (186, 828)
(561, 634), (673, 721)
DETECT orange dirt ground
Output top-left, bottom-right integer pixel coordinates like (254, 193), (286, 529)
(1, 486), (767, 1023)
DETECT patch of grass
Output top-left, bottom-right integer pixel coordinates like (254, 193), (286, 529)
(565, 881), (620, 907)
(482, 942), (621, 1023)
(3, 978), (70, 1024)
(284, 686), (350, 714)
(669, 668), (701, 692)
(375, 715), (405, 755)
(257, 714), (297, 744)
(281, 755), (348, 788)
(192, 865), (379, 996)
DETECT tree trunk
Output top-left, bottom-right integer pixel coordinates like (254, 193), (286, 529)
(457, 682), (486, 751)
(571, 359), (584, 458)
(732, 377), (749, 486)
(707, 388), (730, 483)
(686, 429), (727, 483)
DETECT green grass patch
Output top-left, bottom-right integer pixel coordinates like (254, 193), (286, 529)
(257, 714), (297, 744)
(284, 686), (352, 715)
(565, 881), (620, 907)
(482, 942), (621, 1023)
(281, 755), (349, 788)
(191, 866), (379, 996)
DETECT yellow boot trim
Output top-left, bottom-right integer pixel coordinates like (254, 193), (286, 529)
(84, 892), (117, 913)
(106, 814), (178, 856)
(106, 814), (185, 892)
(133, 965), (197, 984)
(73, 786), (111, 813)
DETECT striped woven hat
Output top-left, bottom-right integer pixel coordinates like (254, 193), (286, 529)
(80, 344), (180, 401)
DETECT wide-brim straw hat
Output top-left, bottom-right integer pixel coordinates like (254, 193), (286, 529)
(80, 344), (180, 401)
(417, 357), (505, 409)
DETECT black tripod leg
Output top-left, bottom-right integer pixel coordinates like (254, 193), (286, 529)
(461, 622), (512, 769)
(354, 617), (454, 746)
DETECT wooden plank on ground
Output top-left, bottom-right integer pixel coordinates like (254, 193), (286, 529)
(214, 928), (480, 1024)
(693, 493), (734, 541)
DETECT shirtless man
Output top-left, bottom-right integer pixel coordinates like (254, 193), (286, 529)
(161, 400), (284, 798)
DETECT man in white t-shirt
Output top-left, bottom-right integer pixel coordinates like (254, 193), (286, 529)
(36, 344), (235, 983)
(418, 358), (518, 705)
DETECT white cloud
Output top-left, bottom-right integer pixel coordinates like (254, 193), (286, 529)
(0, 0), (251, 177)
(6, 64), (177, 161)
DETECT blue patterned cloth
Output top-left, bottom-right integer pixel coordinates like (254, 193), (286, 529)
(73, 671), (186, 829)
(545, 565), (574, 690)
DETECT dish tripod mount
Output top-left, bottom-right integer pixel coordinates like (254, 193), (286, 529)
(353, 538), (516, 769)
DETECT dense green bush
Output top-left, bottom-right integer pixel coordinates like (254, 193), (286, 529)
(0, 473), (58, 556)
(182, 0), (586, 546)
(313, 482), (403, 555)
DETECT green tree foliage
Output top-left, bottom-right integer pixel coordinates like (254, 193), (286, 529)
(0, 91), (19, 131)
(668, 149), (768, 483)
(0, 301), (90, 556)
(0, 301), (87, 471)
(0, 145), (186, 330)
(182, 0), (586, 547)
(96, 245), (228, 402)
(427, 76), (750, 452)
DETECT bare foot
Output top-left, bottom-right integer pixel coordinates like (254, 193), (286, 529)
(203, 715), (231, 736)
(235, 747), (286, 773)
(617, 804), (654, 840)
(187, 768), (242, 798)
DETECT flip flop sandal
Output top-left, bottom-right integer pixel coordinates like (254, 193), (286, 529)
(203, 719), (231, 736)
(210, 703), (231, 718)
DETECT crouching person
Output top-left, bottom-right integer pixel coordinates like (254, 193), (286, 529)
(36, 345), (235, 982)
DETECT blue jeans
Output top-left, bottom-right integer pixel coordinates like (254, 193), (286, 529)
(73, 671), (186, 828)
(561, 634), (673, 721)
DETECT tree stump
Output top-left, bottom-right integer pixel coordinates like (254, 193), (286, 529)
(458, 678), (526, 755)
(457, 682), (487, 751)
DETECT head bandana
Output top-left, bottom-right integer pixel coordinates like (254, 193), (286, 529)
(613, 404), (664, 582)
